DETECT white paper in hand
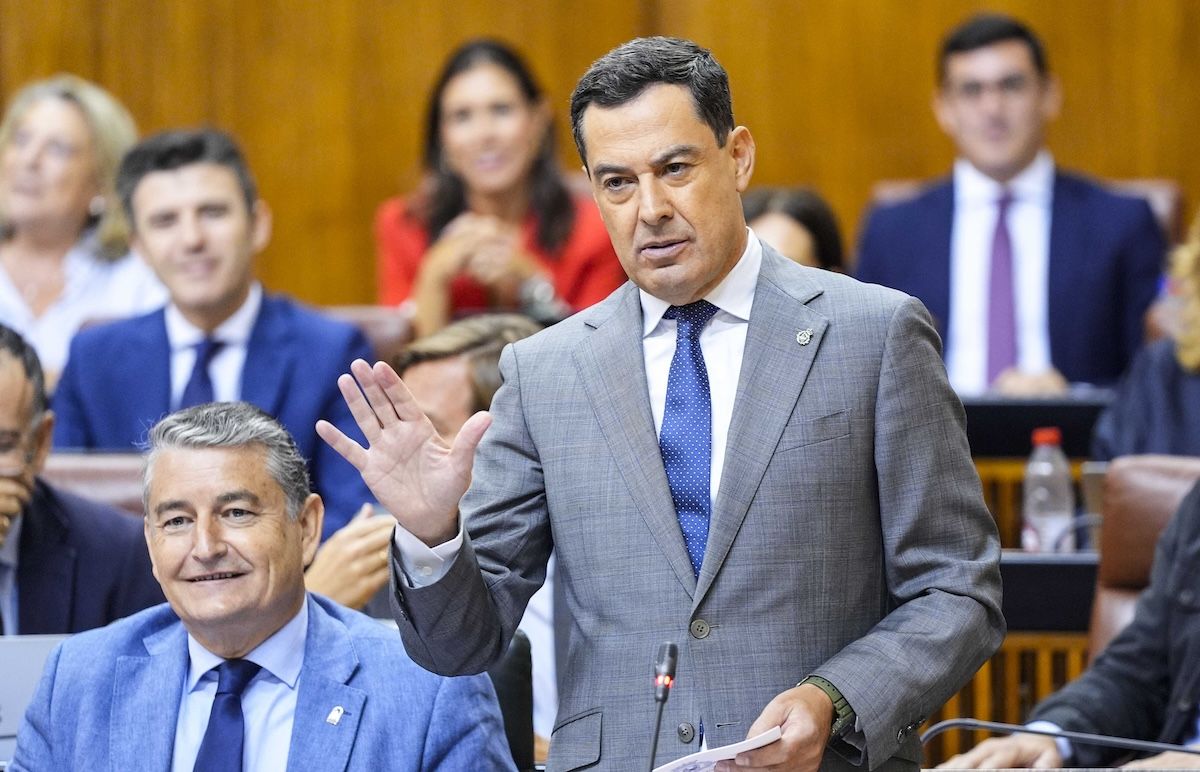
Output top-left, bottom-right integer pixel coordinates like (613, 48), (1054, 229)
(652, 726), (783, 772)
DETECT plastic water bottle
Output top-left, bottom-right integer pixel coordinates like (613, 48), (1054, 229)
(1022, 426), (1076, 552)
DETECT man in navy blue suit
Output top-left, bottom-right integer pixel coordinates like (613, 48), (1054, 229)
(856, 14), (1165, 396)
(0, 323), (161, 636)
(52, 129), (373, 538)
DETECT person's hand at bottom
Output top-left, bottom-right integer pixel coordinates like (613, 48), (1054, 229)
(305, 503), (395, 608)
(715, 683), (831, 771)
(938, 733), (1062, 769)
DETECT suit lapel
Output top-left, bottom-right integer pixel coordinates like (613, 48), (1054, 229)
(1046, 173), (1082, 372)
(573, 286), (698, 595)
(696, 250), (828, 606)
(926, 181), (955, 338)
(110, 622), (188, 771)
(17, 483), (75, 633)
(287, 597), (366, 772)
(241, 296), (291, 415)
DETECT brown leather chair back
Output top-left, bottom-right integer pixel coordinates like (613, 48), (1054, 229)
(41, 451), (146, 516)
(1088, 454), (1200, 655)
(323, 305), (415, 365)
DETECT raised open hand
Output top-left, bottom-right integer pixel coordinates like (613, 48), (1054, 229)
(316, 359), (491, 546)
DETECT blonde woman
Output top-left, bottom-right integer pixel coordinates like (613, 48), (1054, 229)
(1092, 213), (1200, 459)
(0, 75), (165, 387)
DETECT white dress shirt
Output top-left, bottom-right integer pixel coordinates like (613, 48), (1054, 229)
(172, 599), (307, 772)
(0, 238), (167, 377)
(165, 283), (262, 409)
(945, 151), (1055, 395)
(0, 513), (21, 635)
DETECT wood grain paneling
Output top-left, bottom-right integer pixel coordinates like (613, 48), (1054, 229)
(1, 0), (1196, 302)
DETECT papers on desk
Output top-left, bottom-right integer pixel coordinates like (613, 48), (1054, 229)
(652, 726), (782, 771)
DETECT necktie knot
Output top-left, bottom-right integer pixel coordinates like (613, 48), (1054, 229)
(195, 337), (223, 365)
(214, 658), (260, 696)
(997, 191), (1013, 214)
(665, 300), (719, 339)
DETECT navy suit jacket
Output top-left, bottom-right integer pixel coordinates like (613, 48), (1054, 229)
(52, 294), (374, 538)
(1031, 483), (1200, 766)
(856, 171), (1165, 385)
(11, 594), (515, 772)
(17, 479), (163, 634)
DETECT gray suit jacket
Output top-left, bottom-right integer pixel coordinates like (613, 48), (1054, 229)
(393, 245), (1004, 771)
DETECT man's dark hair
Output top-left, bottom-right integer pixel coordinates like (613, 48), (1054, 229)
(117, 128), (259, 225)
(569, 36), (733, 165)
(938, 13), (1048, 83)
(0, 324), (47, 419)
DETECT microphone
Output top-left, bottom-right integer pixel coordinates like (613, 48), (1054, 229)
(648, 642), (678, 772)
(922, 718), (1200, 761)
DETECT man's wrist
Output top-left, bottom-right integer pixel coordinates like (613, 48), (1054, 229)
(799, 675), (855, 738)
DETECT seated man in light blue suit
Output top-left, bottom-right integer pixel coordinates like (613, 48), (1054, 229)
(51, 128), (372, 538)
(11, 401), (513, 772)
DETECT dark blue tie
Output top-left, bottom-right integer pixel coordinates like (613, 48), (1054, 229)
(179, 337), (223, 409)
(659, 300), (719, 576)
(193, 658), (261, 772)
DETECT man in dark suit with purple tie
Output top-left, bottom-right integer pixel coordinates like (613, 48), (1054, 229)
(856, 13), (1165, 397)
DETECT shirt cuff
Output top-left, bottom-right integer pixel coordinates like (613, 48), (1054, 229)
(391, 519), (463, 587)
(1025, 720), (1072, 763)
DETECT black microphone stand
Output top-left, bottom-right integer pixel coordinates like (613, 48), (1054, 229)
(648, 642), (678, 772)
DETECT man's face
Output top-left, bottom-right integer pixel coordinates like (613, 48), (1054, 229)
(130, 162), (270, 331)
(582, 84), (755, 306)
(0, 352), (52, 548)
(402, 355), (475, 442)
(144, 445), (321, 657)
(934, 40), (1060, 183)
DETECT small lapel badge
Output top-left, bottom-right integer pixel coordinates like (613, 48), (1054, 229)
(796, 328), (814, 346)
(326, 706), (344, 726)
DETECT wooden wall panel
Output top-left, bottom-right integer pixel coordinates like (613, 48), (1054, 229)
(0, 0), (1197, 303)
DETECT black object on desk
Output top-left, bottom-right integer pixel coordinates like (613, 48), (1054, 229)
(1000, 549), (1098, 631)
(962, 392), (1113, 457)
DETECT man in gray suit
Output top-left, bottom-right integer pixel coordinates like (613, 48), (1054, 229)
(320, 36), (1003, 771)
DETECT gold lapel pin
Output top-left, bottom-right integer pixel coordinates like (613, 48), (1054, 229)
(796, 329), (814, 346)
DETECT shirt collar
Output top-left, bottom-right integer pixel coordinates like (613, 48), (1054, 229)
(954, 149), (1055, 208)
(185, 594), (307, 692)
(640, 227), (761, 338)
(165, 282), (263, 351)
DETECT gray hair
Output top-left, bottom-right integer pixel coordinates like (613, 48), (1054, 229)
(569, 36), (733, 166)
(143, 402), (311, 519)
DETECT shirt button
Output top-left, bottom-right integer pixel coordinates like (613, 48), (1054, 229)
(689, 619), (711, 639)
(677, 722), (695, 743)
(419, 565), (434, 577)
(1180, 589), (1195, 605)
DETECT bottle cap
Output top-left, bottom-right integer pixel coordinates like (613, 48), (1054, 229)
(1031, 426), (1062, 447)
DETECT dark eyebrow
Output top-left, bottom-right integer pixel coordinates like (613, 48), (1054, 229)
(590, 144), (702, 180)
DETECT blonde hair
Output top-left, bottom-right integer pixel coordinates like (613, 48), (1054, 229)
(1172, 212), (1200, 371)
(0, 74), (138, 260)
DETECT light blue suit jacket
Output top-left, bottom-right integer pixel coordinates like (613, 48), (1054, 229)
(11, 595), (515, 771)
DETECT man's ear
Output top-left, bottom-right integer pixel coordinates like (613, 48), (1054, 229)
(297, 493), (324, 567)
(250, 200), (273, 254)
(729, 126), (756, 193)
(29, 410), (54, 476)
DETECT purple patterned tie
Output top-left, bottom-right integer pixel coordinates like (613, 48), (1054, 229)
(987, 192), (1017, 384)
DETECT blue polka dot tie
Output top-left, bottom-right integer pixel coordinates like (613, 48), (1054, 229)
(660, 300), (719, 577)
(193, 658), (261, 772)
